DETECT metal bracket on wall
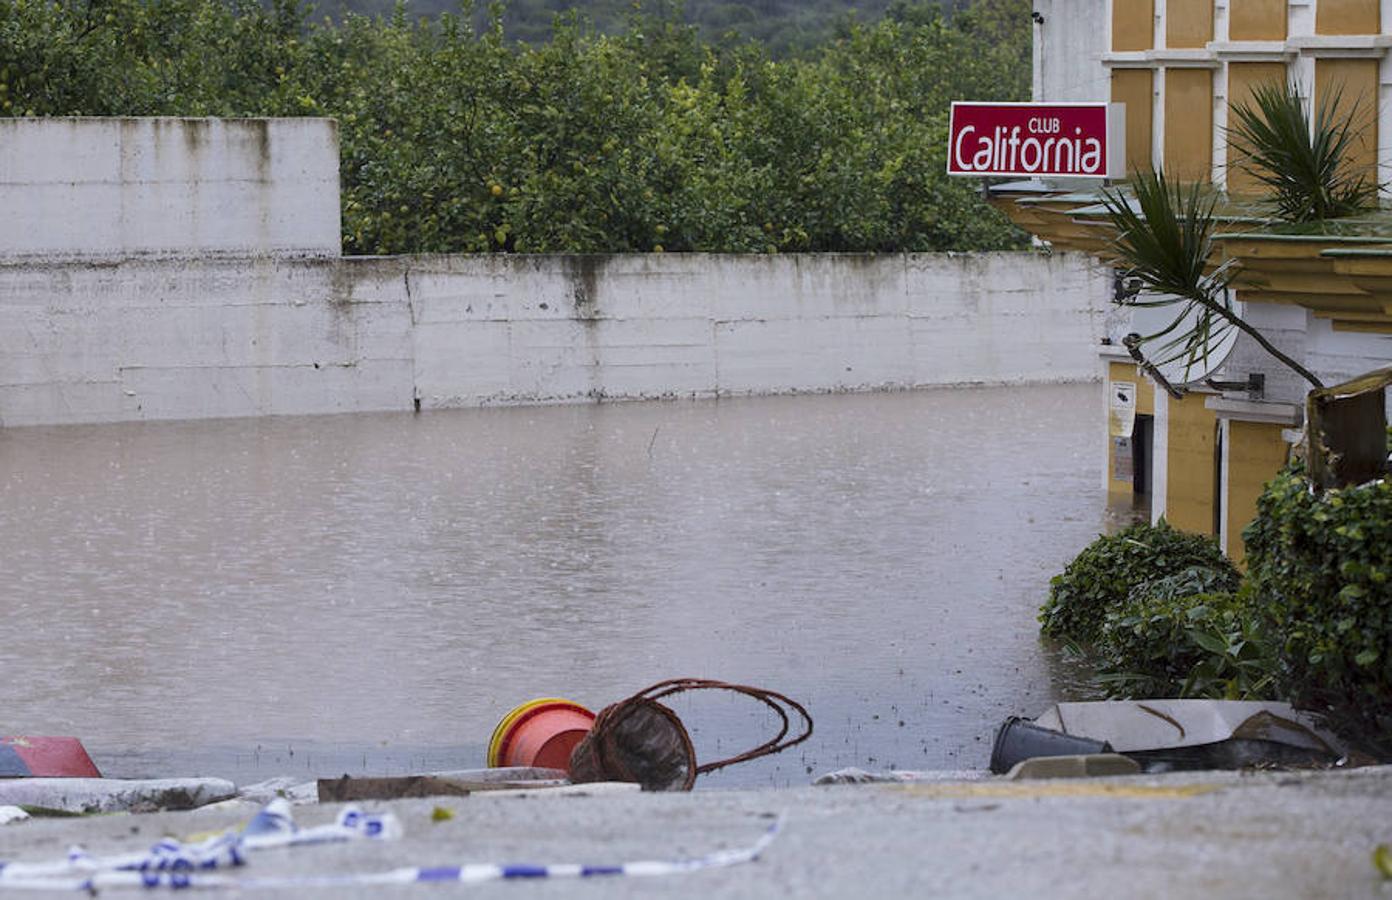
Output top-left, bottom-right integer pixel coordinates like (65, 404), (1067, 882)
(1204, 373), (1265, 398)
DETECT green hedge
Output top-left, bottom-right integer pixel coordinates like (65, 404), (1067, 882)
(1095, 590), (1278, 700)
(1043, 450), (1392, 753)
(1244, 462), (1392, 739)
(1038, 521), (1240, 643)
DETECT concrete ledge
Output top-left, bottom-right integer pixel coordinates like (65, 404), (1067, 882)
(0, 777), (236, 814)
(1204, 396), (1304, 425)
(0, 768), (1388, 896)
(1005, 754), (1142, 780)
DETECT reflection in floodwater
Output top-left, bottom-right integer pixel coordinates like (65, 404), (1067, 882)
(0, 384), (1108, 786)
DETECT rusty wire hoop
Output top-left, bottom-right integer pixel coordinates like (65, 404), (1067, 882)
(572, 678), (813, 790)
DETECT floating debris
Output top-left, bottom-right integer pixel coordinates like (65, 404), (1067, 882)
(319, 769), (570, 802)
(989, 717), (1112, 775)
(1029, 701), (1344, 772)
(0, 738), (100, 779)
(568, 679), (813, 791)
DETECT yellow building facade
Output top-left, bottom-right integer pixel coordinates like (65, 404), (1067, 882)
(1022, 0), (1392, 563)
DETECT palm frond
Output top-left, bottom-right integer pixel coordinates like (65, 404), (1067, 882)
(1227, 79), (1377, 221)
(1101, 168), (1327, 389)
(1101, 171), (1241, 378)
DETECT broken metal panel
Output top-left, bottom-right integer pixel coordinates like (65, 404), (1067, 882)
(1031, 700), (1343, 755)
(317, 772), (570, 803)
(1307, 366), (1392, 490)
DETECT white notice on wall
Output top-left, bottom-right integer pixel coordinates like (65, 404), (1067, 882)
(1109, 381), (1136, 438)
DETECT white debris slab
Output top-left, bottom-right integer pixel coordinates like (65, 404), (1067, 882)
(236, 777), (320, 806)
(1032, 700), (1343, 754)
(0, 778), (236, 814)
(0, 806), (30, 825)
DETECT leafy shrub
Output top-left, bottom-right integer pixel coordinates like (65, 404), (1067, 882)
(1126, 564), (1243, 607)
(1038, 521), (1239, 642)
(1243, 462), (1392, 741)
(1095, 590), (1280, 701)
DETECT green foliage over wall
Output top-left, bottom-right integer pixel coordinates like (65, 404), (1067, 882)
(0, 0), (1029, 255)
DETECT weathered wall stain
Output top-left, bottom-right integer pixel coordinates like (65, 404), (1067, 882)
(566, 254), (604, 318)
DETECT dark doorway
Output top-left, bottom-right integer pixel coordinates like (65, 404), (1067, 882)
(1133, 414), (1154, 496)
(1213, 422), (1224, 536)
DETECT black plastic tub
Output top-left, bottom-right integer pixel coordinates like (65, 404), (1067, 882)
(989, 716), (1113, 774)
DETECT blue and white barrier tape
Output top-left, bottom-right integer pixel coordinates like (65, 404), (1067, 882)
(0, 811), (784, 892)
(0, 801), (398, 883)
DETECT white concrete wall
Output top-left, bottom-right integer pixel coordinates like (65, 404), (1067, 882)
(0, 118), (340, 260)
(1032, 0), (1110, 103)
(0, 117), (1112, 428)
(1219, 301), (1392, 405)
(0, 252), (1111, 427)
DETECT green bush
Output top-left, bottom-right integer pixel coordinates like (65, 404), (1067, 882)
(1243, 462), (1392, 740)
(1095, 589), (1280, 701)
(1125, 564), (1242, 607)
(1044, 435), (1390, 740)
(0, 0), (1027, 256)
(1038, 521), (1239, 642)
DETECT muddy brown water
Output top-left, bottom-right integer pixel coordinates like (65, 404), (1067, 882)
(0, 384), (1107, 788)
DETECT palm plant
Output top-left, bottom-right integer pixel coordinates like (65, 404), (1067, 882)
(1101, 171), (1324, 388)
(1227, 79), (1377, 222)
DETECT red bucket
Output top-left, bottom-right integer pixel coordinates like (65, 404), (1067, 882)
(487, 699), (595, 773)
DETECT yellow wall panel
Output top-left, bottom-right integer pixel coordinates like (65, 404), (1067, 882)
(1163, 68), (1214, 182)
(1226, 420), (1290, 566)
(1111, 68), (1155, 174)
(1166, 0), (1215, 47)
(1164, 393), (1218, 536)
(1315, 0), (1380, 34)
(1226, 62), (1288, 196)
(1315, 58), (1380, 189)
(1113, 0), (1156, 51)
(1229, 0), (1288, 40)
(1107, 363), (1155, 498)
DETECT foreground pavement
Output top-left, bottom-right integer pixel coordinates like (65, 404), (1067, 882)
(1, 767), (1389, 898)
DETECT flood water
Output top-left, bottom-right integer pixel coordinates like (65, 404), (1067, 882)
(1, 384), (1107, 788)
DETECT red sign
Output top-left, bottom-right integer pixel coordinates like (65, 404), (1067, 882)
(947, 102), (1124, 179)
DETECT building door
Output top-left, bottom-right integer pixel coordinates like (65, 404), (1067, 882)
(1132, 414), (1154, 496)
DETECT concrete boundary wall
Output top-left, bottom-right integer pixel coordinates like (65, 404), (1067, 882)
(0, 252), (1109, 427)
(0, 118), (340, 261)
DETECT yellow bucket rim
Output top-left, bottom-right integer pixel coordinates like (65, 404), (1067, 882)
(487, 697), (591, 768)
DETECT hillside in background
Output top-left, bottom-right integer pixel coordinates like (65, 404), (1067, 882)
(309, 0), (969, 55)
